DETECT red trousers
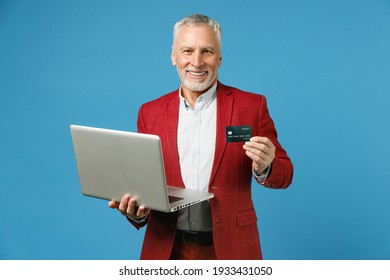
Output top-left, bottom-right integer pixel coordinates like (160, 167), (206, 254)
(170, 239), (217, 260)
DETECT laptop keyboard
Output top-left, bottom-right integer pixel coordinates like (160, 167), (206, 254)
(168, 195), (184, 203)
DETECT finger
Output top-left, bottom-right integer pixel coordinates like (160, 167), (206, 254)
(249, 137), (275, 149)
(136, 205), (145, 217)
(244, 140), (266, 149)
(249, 136), (268, 144)
(108, 200), (119, 209)
(127, 197), (137, 215)
(243, 143), (271, 161)
(245, 150), (267, 166)
(118, 194), (131, 213)
(137, 206), (151, 218)
(243, 142), (268, 156)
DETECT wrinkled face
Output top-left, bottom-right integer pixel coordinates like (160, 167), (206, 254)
(171, 24), (222, 95)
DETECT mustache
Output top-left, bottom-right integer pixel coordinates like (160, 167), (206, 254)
(185, 68), (208, 72)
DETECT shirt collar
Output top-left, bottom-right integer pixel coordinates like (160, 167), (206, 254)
(179, 83), (217, 111)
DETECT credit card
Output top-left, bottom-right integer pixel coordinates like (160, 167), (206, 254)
(226, 125), (252, 142)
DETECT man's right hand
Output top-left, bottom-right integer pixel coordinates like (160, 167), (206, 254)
(108, 194), (150, 220)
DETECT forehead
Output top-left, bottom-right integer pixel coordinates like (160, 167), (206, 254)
(174, 24), (218, 48)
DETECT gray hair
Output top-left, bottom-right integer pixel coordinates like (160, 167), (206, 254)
(173, 14), (222, 52)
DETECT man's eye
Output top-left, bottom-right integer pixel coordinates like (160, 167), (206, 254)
(182, 49), (192, 54)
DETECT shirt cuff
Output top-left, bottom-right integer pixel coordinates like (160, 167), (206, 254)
(127, 214), (148, 224)
(252, 165), (271, 184)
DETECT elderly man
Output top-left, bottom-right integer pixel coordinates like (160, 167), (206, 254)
(109, 14), (293, 260)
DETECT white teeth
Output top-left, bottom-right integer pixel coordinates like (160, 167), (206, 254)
(188, 71), (206, 76)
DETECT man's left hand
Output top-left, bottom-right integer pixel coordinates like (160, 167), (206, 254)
(243, 136), (275, 175)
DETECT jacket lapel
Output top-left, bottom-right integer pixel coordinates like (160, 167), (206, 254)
(209, 82), (234, 186)
(165, 91), (185, 188)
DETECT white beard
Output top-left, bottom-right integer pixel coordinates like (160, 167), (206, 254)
(182, 78), (212, 92)
(177, 67), (216, 93)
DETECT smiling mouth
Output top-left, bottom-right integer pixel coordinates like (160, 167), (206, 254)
(186, 70), (208, 78)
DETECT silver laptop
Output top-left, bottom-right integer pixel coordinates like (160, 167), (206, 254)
(70, 124), (214, 213)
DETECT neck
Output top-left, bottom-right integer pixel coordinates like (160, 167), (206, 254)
(181, 81), (217, 108)
(181, 90), (202, 108)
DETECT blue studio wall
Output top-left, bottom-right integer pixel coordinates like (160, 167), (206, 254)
(1, 0), (389, 259)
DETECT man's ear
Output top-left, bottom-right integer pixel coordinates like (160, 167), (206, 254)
(171, 47), (176, 66)
(218, 55), (222, 68)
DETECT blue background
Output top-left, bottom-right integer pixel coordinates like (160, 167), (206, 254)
(1, 0), (389, 260)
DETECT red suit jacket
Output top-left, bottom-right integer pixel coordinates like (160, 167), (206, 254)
(133, 82), (293, 259)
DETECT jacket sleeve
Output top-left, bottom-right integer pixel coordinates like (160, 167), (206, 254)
(255, 96), (294, 189)
(125, 104), (149, 229)
(137, 104), (147, 134)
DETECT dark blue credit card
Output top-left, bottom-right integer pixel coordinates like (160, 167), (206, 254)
(226, 125), (252, 142)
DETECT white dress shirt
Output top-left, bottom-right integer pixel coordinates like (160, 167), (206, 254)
(176, 83), (217, 231)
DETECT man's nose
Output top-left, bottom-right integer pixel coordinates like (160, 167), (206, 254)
(191, 51), (203, 68)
